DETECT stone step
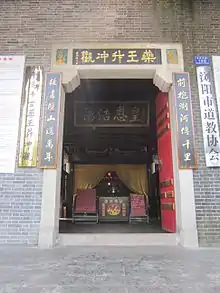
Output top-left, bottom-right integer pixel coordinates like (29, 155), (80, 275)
(58, 233), (178, 246)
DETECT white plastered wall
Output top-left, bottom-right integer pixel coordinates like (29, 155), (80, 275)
(38, 43), (198, 248)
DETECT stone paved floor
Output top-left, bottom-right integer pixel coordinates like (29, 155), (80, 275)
(0, 246), (220, 292)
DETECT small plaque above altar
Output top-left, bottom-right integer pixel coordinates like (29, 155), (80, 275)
(130, 194), (146, 217)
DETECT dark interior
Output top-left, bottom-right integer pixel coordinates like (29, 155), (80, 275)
(59, 79), (162, 233)
(63, 79), (159, 164)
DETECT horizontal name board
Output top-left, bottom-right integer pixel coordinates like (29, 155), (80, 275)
(173, 72), (197, 169)
(194, 56), (211, 66)
(74, 101), (149, 127)
(73, 48), (162, 65)
(39, 72), (62, 168)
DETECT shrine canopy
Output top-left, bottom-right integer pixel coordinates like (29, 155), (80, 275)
(74, 164), (148, 196)
(95, 170), (130, 196)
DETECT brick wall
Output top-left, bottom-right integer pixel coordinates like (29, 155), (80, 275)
(187, 1), (220, 246)
(0, 0), (220, 246)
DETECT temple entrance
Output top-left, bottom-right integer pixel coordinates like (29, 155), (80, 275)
(59, 79), (176, 234)
(37, 43), (198, 248)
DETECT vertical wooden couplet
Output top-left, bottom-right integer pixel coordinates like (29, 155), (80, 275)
(39, 72), (62, 169)
(173, 72), (197, 169)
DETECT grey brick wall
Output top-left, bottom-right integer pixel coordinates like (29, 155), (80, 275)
(0, 0), (220, 246)
(188, 1), (220, 246)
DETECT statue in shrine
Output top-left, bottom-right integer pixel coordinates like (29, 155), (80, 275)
(106, 172), (120, 196)
(108, 183), (119, 196)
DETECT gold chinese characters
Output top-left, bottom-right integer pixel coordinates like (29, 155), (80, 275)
(18, 66), (43, 167)
(74, 102), (149, 126)
(73, 49), (161, 65)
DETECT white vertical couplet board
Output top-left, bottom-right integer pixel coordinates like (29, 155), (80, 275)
(196, 65), (220, 167)
(0, 56), (25, 173)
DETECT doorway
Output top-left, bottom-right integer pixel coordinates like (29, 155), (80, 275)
(39, 43), (198, 248)
(59, 79), (176, 234)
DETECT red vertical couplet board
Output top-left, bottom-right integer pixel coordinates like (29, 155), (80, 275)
(156, 92), (176, 233)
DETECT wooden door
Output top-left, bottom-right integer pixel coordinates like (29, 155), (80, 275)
(156, 92), (176, 233)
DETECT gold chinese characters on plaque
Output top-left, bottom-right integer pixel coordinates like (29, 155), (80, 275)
(74, 101), (150, 127)
(72, 48), (162, 65)
(18, 66), (43, 167)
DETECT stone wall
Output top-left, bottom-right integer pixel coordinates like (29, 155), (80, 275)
(0, 0), (220, 246)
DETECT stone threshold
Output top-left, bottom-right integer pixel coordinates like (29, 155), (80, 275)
(58, 233), (178, 246)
